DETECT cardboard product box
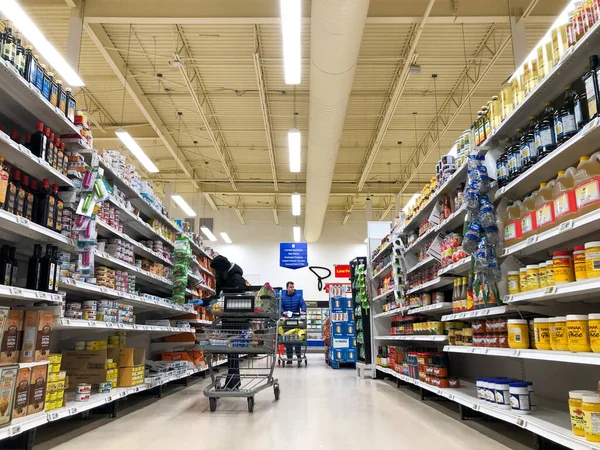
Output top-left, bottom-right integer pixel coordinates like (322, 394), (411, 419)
(165, 332), (196, 343)
(12, 367), (30, 419)
(1, 311), (23, 364)
(118, 348), (146, 368)
(0, 365), (18, 428)
(61, 349), (120, 389)
(27, 364), (47, 415)
(118, 365), (145, 387)
(20, 310), (54, 363)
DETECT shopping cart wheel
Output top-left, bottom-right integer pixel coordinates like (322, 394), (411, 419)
(274, 384), (280, 400)
(247, 397), (255, 412)
(277, 359), (281, 366)
(305, 359), (308, 366)
(209, 397), (217, 412)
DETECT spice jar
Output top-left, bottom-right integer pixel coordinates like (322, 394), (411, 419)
(507, 271), (521, 294)
(553, 250), (575, 283)
(508, 319), (530, 349)
(546, 260), (555, 286)
(589, 313), (600, 353)
(520, 267), (529, 292)
(569, 390), (596, 436)
(533, 318), (552, 350)
(551, 316), (569, 351)
(585, 242), (600, 279)
(574, 245), (588, 281)
(526, 264), (541, 290)
(582, 394), (600, 442)
(567, 314), (592, 352)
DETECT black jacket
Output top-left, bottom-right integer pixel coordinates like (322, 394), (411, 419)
(215, 263), (247, 295)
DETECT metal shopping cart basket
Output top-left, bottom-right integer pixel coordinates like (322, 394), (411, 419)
(198, 286), (280, 412)
(278, 315), (307, 367)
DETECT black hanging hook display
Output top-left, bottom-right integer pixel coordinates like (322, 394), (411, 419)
(309, 266), (332, 291)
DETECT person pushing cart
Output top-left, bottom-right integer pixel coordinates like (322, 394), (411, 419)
(280, 281), (307, 366)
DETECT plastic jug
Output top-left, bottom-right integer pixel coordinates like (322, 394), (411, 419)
(574, 154), (600, 216)
(553, 168), (577, 224)
(520, 191), (538, 241)
(536, 181), (556, 233)
(503, 200), (523, 245)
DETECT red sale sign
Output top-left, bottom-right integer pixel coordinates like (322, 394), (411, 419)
(334, 265), (351, 278)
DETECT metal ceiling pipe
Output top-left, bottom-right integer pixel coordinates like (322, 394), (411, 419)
(304, 0), (370, 243)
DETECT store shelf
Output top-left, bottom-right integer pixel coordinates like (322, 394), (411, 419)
(405, 206), (468, 257)
(60, 137), (92, 153)
(444, 345), (600, 367)
(406, 277), (454, 295)
(501, 209), (600, 260)
(373, 306), (410, 319)
(0, 208), (75, 252)
(188, 238), (213, 261)
(376, 366), (598, 450)
(437, 256), (471, 276)
(442, 305), (518, 322)
(0, 59), (79, 136)
(405, 229), (436, 255)
(96, 220), (173, 267)
(482, 19), (600, 145)
(0, 131), (74, 187)
(0, 284), (62, 304)
(374, 335), (447, 342)
(0, 412), (48, 441)
(54, 317), (193, 334)
(372, 261), (394, 280)
(372, 288), (396, 302)
(407, 256), (436, 275)
(504, 278), (600, 305)
(195, 261), (214, 278)
(371, 240), (393, 263)
(187, 319), (212, 325)
(410, 302), (453, 315)
(495, 118), (600, 202)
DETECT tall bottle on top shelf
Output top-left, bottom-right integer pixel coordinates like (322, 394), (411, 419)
(553, 168), (578, 225)
(0, 246), (11, 286)
(556, 85), (579, 145)
(574, 154), (600, 215)
(8, 247), (17, 287)
(535, 102), (556, 159)
(38, 244), (55, 293)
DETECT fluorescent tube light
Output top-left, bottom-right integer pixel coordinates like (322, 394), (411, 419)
(220, 232), (232, 244)
(292, 193), (301, 216)
(293, 226), (301, 243)
(288, 129), (301, 172)
(280, 0), (301, 84)
(0, 0), (84, 86)
(364, 238), (368, 243)
(171, 195), (196, 217)
(201, 226), (217, 242)
(115, 129), (159, 173)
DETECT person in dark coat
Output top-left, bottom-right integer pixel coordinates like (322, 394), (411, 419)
(280, 281), (306, 365)
(209, 255), (248, 389)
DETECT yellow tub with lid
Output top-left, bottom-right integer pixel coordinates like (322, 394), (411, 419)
(567, 314), (592, 353)
(526, 265), (540, 290)
(507, 271), (520, 294)
(589, 313), (600, 353)
(519, 267), (528, 291)
(546, 260), (555, 286)
(574, 245), (588, 281)
(508, 319), (530, 349)
(582, 393), (600, 442)
(553, 250), (575, 284)
(533, 318), (552, 350)
(570, 390), (597, 436)
(551, 316), (569, 351)
(586, 242), (600, 279)
(539, 262), (547, 288)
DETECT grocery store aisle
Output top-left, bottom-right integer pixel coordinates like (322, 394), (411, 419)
(42, 355), (514, 450)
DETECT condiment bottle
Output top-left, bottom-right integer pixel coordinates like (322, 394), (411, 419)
(51, 184), (62, 233)
(535, 101), (556, 159)
(574, 154), (600, 215)
(535, 181), (556, 233)
(54, 137), (63, 172)
(574, 245), (588, 281)
(583, 56), (600, 121)
(520, 192), (538, 241)
(35, 62), (46, 93)
(65, 88), (76, 122)
(30, 122), (47, 159)
(14, 33), (25, 77)
(553, 168), (577, 224)
(42, 70), (53, 102)
(44, 129), (55, 167)
(575, 86), (589, 131)
(34, 179), (51, 227)
(14, 170), (26, 217)
(26, 244), (42, 291)
(60, 143), (68, 173)
(45, 182), (56, 230)
(582, 394), (600, 442)
(38, 244), (54, 292)
(555, 85), (578, 145)
(28, 179), (39, 223)
(1, 23), (16, 64)
(23, 45), (37, 84)
(3, 169), (19, 215)
(520, 115), (537, 171)
(49, 73), (59, 107)
(0, 158), (10, 210)
(57, 80), (67, 115)
(503, 200), (523, 244)
(21, 175), (34, 222)
(508, 134), (522, 182)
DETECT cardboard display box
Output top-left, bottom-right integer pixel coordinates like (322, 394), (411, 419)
(20, 310), (53, 363)
(118, 366), (144, 387)
(61, 349), (120, 389)
(12, 367), (30, 419)
(118, 348), (146, 368)
(1, 311), (23, 364)
(0, 365), (18, 428)
(27, 364), (47, 415)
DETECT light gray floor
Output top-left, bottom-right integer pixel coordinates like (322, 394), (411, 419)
(43, 354), (514, 449)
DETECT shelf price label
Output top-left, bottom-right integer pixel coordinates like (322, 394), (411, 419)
(105, 396), (113, 403)
(559, 220), (573, 232)
(544, 286), (556, 295)
(36, 292), (48, 299)
(50, 412), (59, 421)
(526, 236), (537, 245)
(70, 407), (78, 415)
(10, 425), (21, 436)
(517, 418), (526, 428)
(10, 287), (23, 296)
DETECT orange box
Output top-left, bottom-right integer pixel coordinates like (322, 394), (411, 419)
(12, 367), (30, 419)
(1, 310), (23, 364)
(20, 310), (54, 363)
(161, 351), (192, 362)
(165, 332), (196, 343)
(28, 364), (48, 415)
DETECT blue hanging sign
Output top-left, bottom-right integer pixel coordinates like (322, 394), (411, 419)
(279, 243), (308, 269)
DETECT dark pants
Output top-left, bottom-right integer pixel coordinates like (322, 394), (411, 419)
(286, 343), (302, 360)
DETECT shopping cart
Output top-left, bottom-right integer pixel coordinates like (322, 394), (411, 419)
(197, 286), (280, 412)
(277, 314), (308, 367)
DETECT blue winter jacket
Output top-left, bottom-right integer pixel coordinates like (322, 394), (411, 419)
(280, 291), (306, 314)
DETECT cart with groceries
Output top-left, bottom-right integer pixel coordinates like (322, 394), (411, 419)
(277, 314), (308, 367)
(197, 284), (281, 412)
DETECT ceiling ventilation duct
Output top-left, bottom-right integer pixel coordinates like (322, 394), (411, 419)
(304, 0), (370, 243)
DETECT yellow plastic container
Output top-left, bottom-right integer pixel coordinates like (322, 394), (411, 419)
(582, 393), (600, 442)
(553, 251), (575, 284)
(520, 192), (538, 241)
(546, 260), (555, 286)
(539, 263), (548, 288)
(533, 318), (552, 350)
(574, 245), (588, 281)
(567, 314), (592, 353)
(570, 390), (597, 436)
(508, 319), (530, 349)
(519, 267), (529, 292)
(574, 155), (600, 216)
(553, 168), (577, 224)
(535, 181), (556, 233)
(526, 265), (541, 290)
(589, 313), (600, 353)
(507, 271), (521, 294)
(551, 316), (569, 351)
(585, 241), (600, 279)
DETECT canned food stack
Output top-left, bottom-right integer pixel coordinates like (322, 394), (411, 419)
(57, 252), (76, 280)
(97, 202), (123, 233)
(114, 270), (133, 294)
(476, 378), (536, 414)
(76, 383), (91, 402)
(101, 238), (134, 265)
(64, 302), (82, 320)
(95, 266), (116, 290)
(45, 353), (66, 411)
(435, 154), (457, 187)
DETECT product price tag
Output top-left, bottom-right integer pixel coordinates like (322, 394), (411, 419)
(526, 236), (537, 245)
(70, 407), (78, 415)
(472, 404), (480, 411)
(476, 310), (487, 317)
(50, 412), (59, 420)
(135, 387), (140, 393)
(89, 321), (96, 327)
(517, 418), (526, 428)
(118, 324), (124, 329)
(64, 278), (75, 285)
(17, 216), (28, 224)
(10, 425), (21, 436)
(511, 350), (520, 357)
(544, 286), (556, 295)
(10, 287), (23, 296)
(501, 248), (509, 257)
(105, 396), (112, 403)
(36, 292), (48, 299)
(63, 319), (71, 325)
(120, 391), (127, 398)
(504, 295), (512, 303)
(106, 322), (114, 328)
(496, 187), (506, 198)
(447, 394), (454, 401)
(133, 325), (140, 330)
(559, 220), (573, 232)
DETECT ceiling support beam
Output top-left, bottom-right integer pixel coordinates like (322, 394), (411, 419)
(203, 193), (219, 211)
(75, 87), (117, 134)
(235, 208), (246, 225)
(64, 0), (77, 7)
(272, 208), (279, 226)
(253, 25), (278, 191)
(84, 23), (198, 187)
(357, 0), (436, 191)
(174, 24), (238, 192)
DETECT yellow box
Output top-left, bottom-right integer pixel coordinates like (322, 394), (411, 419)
(49, 363), (61, 373)
(56, 390), (64, 400)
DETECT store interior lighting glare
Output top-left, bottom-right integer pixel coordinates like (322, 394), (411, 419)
(201, 226), (218, 242)
(280, 0), (301, 85)
(288, 129), (302, 172)
(292, 193), (301, 216)
(0, 0), (85, 87)
(220, 232), (232, 244)
(115, 129), (160, 173)
(171, 195), (196, 217)
(293, 226), (301, 242)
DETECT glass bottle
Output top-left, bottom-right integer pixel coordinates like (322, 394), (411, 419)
(555, 85), (578, 145)
(1, 24), (16, 64)
(574, 1), (586, 42)
(57, 80), (67, 115)
(65, 88), (76, 122)
(584, 56), (600, 121)
(23, 45), (37, 84)
(42, 69), (53, 102)
(0, 157), (8, 209)
(14, 33), (25, 77)
(520, 115), (538, 171)
(535, 101), (557, 159)
(49, 73), (59, 107)
(575, 88), (589, 131)
(35, 62), (45, 94)
(512, 129), (524, 179)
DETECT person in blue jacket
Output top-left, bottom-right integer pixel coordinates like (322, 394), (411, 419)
(280, 281), (306, 365)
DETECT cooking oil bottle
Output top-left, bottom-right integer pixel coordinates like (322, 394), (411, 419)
(535, 181), (557, 233)
(553, 168), (577, 225)
(575, 154), (600, 216)
(503, 200), (523, 245)
(520, 191), (539, 241)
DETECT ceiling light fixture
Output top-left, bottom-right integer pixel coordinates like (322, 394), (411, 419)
(201, 226), (218, 242)
(293, 226), (301, 243)
(291, 192), (301, 216)
(0, 0), (84, 86)
(171, 195), (196, 217)
(115, 129), (159, 173)
(280, 0), (301, 85)
(220, 232), (232, 244)
(288, 128), (301, 172)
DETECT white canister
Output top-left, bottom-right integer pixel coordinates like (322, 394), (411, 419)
(509, 382), (531, 414)
(76, 393), (90, 402)
(77, 383), (91, 394)
(493, 379), (511, 410)
(476, 378), (486, 400)
(526, 381), (536, 411)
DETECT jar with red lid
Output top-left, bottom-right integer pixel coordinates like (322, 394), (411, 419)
(553, 250), (575, 283)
